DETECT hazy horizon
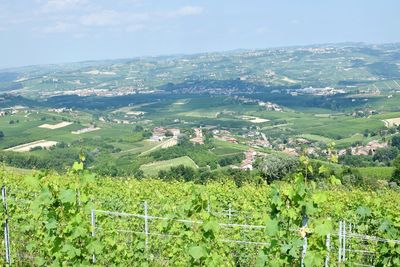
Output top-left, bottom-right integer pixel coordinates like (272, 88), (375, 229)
(1, 0), (399, 69)
(2, 41), (398, 71)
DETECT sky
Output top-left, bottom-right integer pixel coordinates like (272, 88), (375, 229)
(0, 0), (399, 68)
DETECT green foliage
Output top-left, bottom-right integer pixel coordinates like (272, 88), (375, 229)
(259, 154), (299, 182)
(158, 164), (196, 182)
(339, 154), (375, 167)
(373, 147), (399, 165)
(8, 161), (98, 265)
(0, 157), (399, 265)
(391, 155), (400, 184)
(218, 153), (244, 167)
(391, 135), (400, 149)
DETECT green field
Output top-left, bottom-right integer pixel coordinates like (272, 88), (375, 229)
(140, 156), (198, 176)
(299, 134), (334, 143)
(357, 166), (394, 181)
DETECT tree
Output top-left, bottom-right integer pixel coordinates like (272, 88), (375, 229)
(165, 130), (173, 137)
(177, 134), (190, 145)
(391, 155), (400, 184)
(373, 147), (399, 165)
(133, 125), (144, 132)
(259, 154), (299, 182)
(134, 169), (144, 179)
(391, 135), (400, 149)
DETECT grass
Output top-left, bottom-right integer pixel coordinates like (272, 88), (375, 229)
(139, 156), (198, 176)
(213, 139), (250, 151)
(2, 165), (34, 175)
(212, 147), (244, 156)
(299, 134), (334, 143)
(357, 167), (394, 181)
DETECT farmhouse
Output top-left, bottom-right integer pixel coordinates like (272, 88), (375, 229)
(150, 127), (181, 142)
(153, 127), (167, 136)
(169, 128), (181, 137)
(190, 128), (204, 144)
(241, 150), (257, 170)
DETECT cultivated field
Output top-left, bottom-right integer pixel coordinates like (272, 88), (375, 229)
(140, 138), (178, 155)
(139, 156), (198, 176)
(241, 115), (270, 123)
(161, 138), (178, 149)
(4, 140), (58, 152)
(72, 127), (101, 134)
(383, 118), (400, 127)
(39, 121), (73, 130)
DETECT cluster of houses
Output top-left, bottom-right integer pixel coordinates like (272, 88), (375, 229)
(258, 101), (283, 112)
(234, 96), (283, 112)
(149, 126), (206, 145)
(0, 106), (29, 116)
(290, 87), (345, 96)
(247, 139), (271, 148)
(49, 86), (142, 98)
(338, 140), (388, 156)
(48, 108), (73, 114)
(150, 127), (181, 142)
(112, 119), (132, 124)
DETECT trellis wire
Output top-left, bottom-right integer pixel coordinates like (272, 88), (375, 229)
(334, 220), (400, 267)
(94, 209), (268, 230)
(2, 185), (400, 266)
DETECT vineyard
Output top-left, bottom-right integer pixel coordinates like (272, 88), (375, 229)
(1, 161), (400, 266)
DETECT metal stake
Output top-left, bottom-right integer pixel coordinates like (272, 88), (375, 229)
(144, 201), (149, 250)
(2, 186), (11, 265)
(301, 215), (308, 267)
(343, 221), (346, 262)
(325, 234), (331, 267)
(91, 209), (96, 263)
(338, 221), (342, 264)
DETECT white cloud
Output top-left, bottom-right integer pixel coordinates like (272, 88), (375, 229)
(167, 6), (204, 18)
(41, 0), (87, 13)
(77, 5), (201, 29)
(80, 10), (121, 27)
(31, 3), (205, 35)
(42, 21), (76, 33)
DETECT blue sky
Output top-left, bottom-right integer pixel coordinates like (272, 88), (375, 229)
(0, 0), (399, 68)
